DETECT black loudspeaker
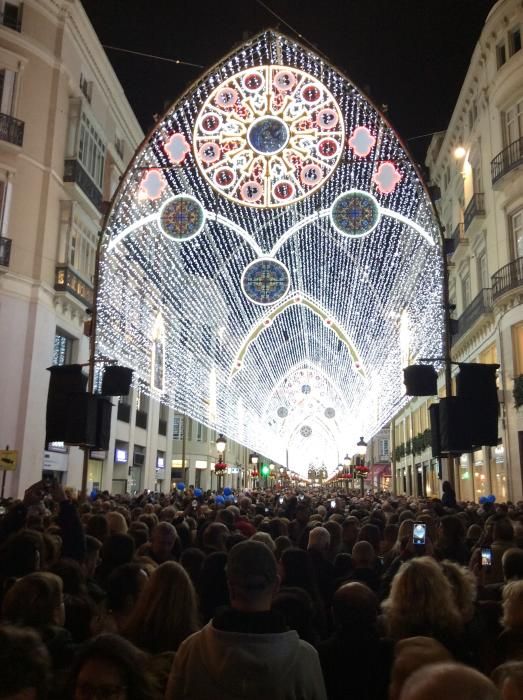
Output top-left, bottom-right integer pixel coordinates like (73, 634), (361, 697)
(64, 393), (98, 446)
(456, 363), (499, 447)
(95, 398), (112, 450)
(101, 366), (133, 396)
(46, 365), (87, 443)
(438, 396), (472, 453)
(429, 403), (441, 458)
(403, 365), (438, 396)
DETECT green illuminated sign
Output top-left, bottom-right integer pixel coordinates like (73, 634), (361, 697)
(260, 464), (270, 477)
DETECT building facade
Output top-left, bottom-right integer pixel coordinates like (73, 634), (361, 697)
(391, 0), (523, 502)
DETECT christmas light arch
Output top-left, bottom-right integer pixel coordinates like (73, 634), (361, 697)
(96, 30), (443, 476)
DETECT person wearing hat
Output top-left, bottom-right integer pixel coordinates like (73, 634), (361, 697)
(166, 540), (327, 699)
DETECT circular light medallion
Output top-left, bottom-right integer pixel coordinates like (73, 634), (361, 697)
(300, 425), (312, 438)
(301, 384), (311, 394)
(330, 190), (381, 238)
(324, 407), (336, 419)
(277, 406), (288, 418)
(194, 65), (344, 208)
(241, 258), (290, 305)
(247, 116), (289, 155)
(160, 195), (205, 241)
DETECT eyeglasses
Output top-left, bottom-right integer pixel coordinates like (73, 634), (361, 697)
(76, 682), (127, 699)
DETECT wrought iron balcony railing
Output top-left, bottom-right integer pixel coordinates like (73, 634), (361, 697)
(63, 159), (103, 212)
(0, 235), (11, 266)
(464, 193), (485, 231)
(54, 265), (94, 306)
(492, 257), (523, 300)
(451, 288), (492, 343)
(491, 138), (523, 185)
(451, 222), (465, 252)
(0, 113), (24, 147)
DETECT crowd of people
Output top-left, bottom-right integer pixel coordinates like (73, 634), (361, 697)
(1, 478), (523, 699)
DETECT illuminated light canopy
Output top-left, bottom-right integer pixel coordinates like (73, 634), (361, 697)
(97, 30), (443, 476)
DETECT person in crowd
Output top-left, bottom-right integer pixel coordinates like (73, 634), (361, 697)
(436, 515), (470, 565)
(69, 634), (158, 700)
(197, 551), (229, 623)
(497, 580), (523, 664)
(307, 527), (335, 608)
(124, 561), (199, 654)
(441, 481), (457, 509)
(492, 661), (523, 700)
(388, 637), (452, 700)
(103, 563), (148, 634)
(138, 522), (179, 564)
(340, 516), (359, 554)
(382, 557), (463, 654)
(318, 582), (393, 700)
(0, 625), (51, 700)
(399, 661), (500, 700)
(344, 540), (381, 592)
(166, 540), (327, 699)
(488, 520), (517, 585)
(272, 587), (318, 646)
(96, 534), (135, 590)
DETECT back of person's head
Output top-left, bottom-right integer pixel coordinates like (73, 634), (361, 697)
(128, 522), (149, 549)
(274, 535), (292, 561)
(64, 594), (96, 643)
(333, 581), (377, 632)
(0, 625), (50, 700)
(352, 540), (376, 569)
(124, 561), (199, 653)
(280, 547), (315, 590)
(70, 633), (157, 700)
(251, 531), (276, 552)
(357, 523), (381, 553)
(492, 661), (523, 700)
(107, 563), (148, 614)
(106, 511), (128, 535)
(439, 559), (477, 623)
(50, 557), (86, 596)
(503, 580), (523, 630)
(85, 514), (109, 542)
(180, 547), (206, 588)
(0, 529), (44, 577)
(389, 637), (452, 700)
(333, 552), (353, 579)
(503, 549), (523, 581)
(227, 540), (278, 605)
(198, 551), (229, 622)
(382, 557), (461, 641)
(439, 515), (465, 544)
(272, 586), (316, 644)
(324, 520), (342, 548)
(307, 526), (330, 552)
(202, 521), (229, 551)
(494, 519), (515, 543)
(2, 572), (63, 628)
(216, 508), (235, 529)
(399, 662), (500, 700)
(100, 534), (135, 569)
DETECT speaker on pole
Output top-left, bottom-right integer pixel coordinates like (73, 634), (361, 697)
(429, 403), (441, 458)
(403, 365), (438, 396)
(46, 365), (87, 444)
(101, 366), (133, 396)
(438, 396), (473, 453)
(456, 363), (499, 447)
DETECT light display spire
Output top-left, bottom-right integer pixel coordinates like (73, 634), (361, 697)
(96, 30), (443, 475)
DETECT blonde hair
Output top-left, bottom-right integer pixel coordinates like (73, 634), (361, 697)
(124, 561), (199, 653)
(440, 559), (477, 623)
(502, 580), (523, 629)
(106, 511), (128, 535)
(382, 557), (462, 642)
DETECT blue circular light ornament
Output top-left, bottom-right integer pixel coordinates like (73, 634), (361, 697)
(330, 190), (380, 238)
(247, 116), (289, 154)
(160, 194), (205, 241)
(301, 384), (311, 394)
(324, 407), (335, 418)
(194, 487), (203, 497)
(215, 495), (225, 505)
(479, 496), (487, 505)
(300, 425), (312, 437)
(277, 406), (288, 418)
(241, 257), (290, 305)
(223, 487), (232, 496)
(177, 482), (185, 491)
(486, 494), (496, 503)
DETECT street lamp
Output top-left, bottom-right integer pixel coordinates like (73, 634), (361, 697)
(216, 434), (227, 455)
(250, 453), (259, 488)
(214, 434), (227, 489)
(355, 436), (368, 495)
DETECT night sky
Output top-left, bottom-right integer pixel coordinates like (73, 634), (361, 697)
(81, 0), (496, 163)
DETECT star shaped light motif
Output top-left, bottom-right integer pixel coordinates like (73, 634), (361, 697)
(372, 162), (402, 194)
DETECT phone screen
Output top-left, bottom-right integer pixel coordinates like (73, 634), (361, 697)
(191, 499), (198, 508)
(481, 547), (492, 567)
(330, 499), (336, 508)
(279, 496), (284, 504)
(413, 522), (426, 545)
